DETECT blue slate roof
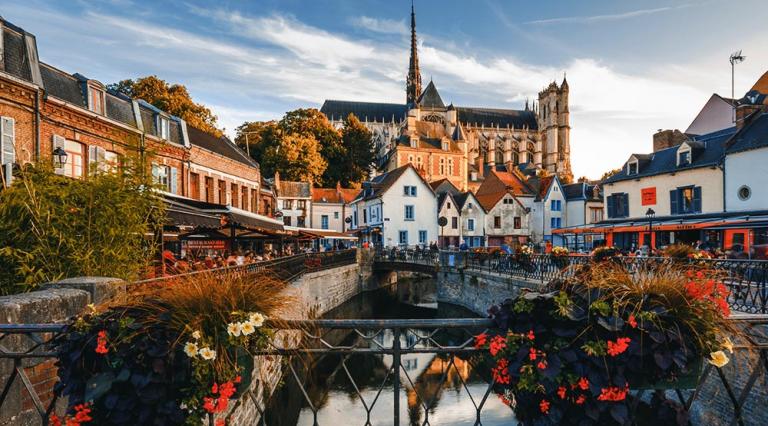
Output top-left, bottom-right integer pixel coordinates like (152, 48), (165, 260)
(726, 112), (768, 154)
(320, 100), (408, 122)
(604, 127), (736, 184)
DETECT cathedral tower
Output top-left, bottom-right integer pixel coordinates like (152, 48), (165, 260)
(537, 76), (573, 182)
(406, 2), (422, 106)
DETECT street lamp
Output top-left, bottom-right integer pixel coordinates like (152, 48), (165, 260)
(52, 147), (68, 169)
(646, 208), (656, 251)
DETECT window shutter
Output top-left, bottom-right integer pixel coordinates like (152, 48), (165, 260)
(169, 167), (178, 194)
(52, 135), (66, 175)
(693, 187), (702, 213)
(1, 117), (15, 166)
(670, 190), (678, 215)
(2, 163), (12, 187)
(622, 194), (629, 217)
(607, 195), (615, 218)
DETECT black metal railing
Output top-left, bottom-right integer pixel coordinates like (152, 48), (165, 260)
(1, 316), (767, 426)
(372, 249), (768, 314)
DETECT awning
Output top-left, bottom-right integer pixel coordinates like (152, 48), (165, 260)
(555, 211), (768, 235)
(163, 195), (222, 229)
(161, 193), (288, 235)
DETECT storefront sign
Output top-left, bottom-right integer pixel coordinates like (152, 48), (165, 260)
(183, 240), (227, 250)
(641, 187), (656, 206)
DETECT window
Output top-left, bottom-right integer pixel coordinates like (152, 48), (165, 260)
(296, 200), (306, 210)
(514, 217), (521, 229)
(157, 116), (170, 140)
(399, 230), (408, 245)
(284, 216), (292, 226)
(419, 230), (427, 244)
(670, 186), (701, 214)
(738, 185), (751, 201)
(88, 86), (105, 115)
(334, 211), (339, 219)
(551, 217), (562, 229)
(590, 207), (603, 223)
(607, 193), (629, 218)
(404, 205), (414, 221)
(190, 172), (200, 199)
(298, 216), (306, 227)
(439, 158), (445, 175)
(452, 217), (458, 229)
(363, 209), (367, 223)
(448, 159), (454, 176)
(678, 150), (691, 167)
(321, 215), (329, 229)
(447, 202), (451, 209)
(494, 216), (501, 228)
(1, 116), (15, 167)
(241, 186), (248, 210)
(205, 177), (214, 203)
(231, 183), (239, 208)
(251, 189), (258, 212)
(403, 185), (417, 196)
(628, 161), (638, 175)
(65, 140), (86, 179)
(218, 180), (227, 204)
(550, 200), (562, 211)
(467, 218), (475, 231)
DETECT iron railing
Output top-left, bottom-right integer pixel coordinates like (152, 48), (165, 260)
(372, 249), (768, 314)
(1, 317), (767, 425)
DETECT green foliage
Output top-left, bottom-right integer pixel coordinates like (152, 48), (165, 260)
(340, 113), (375, 188)
(107, 76), (222, 137)
(0, 163), (165, 294)
(261, 133), (327, 183)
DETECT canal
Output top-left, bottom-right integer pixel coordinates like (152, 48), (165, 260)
(265, 277), (516, 425)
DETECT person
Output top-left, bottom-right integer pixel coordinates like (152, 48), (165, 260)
(459, 240), (469, 251)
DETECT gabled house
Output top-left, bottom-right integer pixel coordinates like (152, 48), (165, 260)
(563, 182), (604, 251)
(273, 172), (312, 228)
(454, 191), (486, 247)
(527, 175), (567, 247)
(349, 164), (437, 248)
(310, 183), (359, 232)
(475, 169), (533, 247)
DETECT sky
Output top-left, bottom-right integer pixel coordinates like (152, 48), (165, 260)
(2, 0), (768, 179)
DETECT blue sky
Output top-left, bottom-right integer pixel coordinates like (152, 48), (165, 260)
(3, 0), (768, 179)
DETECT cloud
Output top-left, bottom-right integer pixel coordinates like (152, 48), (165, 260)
(350, 16), (408, 35)
(526, 5), (691, 25)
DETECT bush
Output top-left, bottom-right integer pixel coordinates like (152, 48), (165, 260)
(0, 163), (164, 294)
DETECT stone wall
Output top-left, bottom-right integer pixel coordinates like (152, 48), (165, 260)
(437, 267), (543, 316)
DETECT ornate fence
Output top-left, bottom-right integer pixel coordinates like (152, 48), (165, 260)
(2, 317), (766, 425)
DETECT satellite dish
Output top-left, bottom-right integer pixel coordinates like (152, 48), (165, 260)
(438, 216), (448, 227)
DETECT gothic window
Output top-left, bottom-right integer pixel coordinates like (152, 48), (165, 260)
(512, 152), (519, 165)
(527, 142), (535, 153)
(495, 149), (503, 164)
(423, 114), (444, 124)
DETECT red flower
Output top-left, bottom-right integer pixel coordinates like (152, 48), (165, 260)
(607, 337), (631, 357)
(215, 420), (226, 426)
(539, 399), (550, 414)
(529, 347), (537, 360)
(203, 397), (217, 413)
(212, 383), (219, 394)
(527, 329), (535, 340)
(578, 377), (589, 390)
(474, 332), (488, 349)
(95, 330), (108, 355)
(491, 358), (510, 384)
(498, 393), (513, 406)
(557, 386), (567, 399)
(575, 395), (586, 405)
(72, 404), (92, 422)
(489, 335), (507, 356)
(50, 414), (62, 426)
(234, 375), (242, 384)
(627, 314), (637, 329)
(597, 384), (629, 401)
(537, 360), (547, 370)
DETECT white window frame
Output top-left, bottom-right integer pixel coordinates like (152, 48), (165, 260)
(404, 205), (415, 221)
(88, 85), (105, 115)
(1, 116), (15, 166)
(157, 115), (170, 140)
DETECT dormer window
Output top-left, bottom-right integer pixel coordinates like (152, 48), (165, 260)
(677, 150), (691, 167)
(627, 160), (638, 175)
(442, 141), (449, 151)
(157, 116), (170, 140)
(87, 86), (105, 115)
(410, 138), (418, 148)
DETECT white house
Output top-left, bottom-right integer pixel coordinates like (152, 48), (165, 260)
(273, 172), (312, 228)
(563, 182), (604, 250)
(527, 175), (567, 247)
(475, 169), (533, 248)
(350, 164), (437, 248)
(310, 183), (359, 232)
(454, 191), (486, 247)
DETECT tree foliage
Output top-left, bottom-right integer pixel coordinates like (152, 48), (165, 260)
(235, 109), (375, 187)
(0, 163), (165, 295)
(600, 168), (622, 181)
(107, 76), (222, 137)
(262, 133), (327, 183)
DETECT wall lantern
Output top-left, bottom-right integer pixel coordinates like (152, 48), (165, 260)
(53, 147), (68, 168)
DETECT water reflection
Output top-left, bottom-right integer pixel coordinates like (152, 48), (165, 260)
(265, 278), (516, 425)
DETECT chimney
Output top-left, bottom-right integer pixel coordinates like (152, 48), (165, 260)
(653, 129), (687, 152)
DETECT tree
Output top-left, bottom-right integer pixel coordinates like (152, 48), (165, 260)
(108, 76), (222, 137)
(261, 134), (327, 183)
(600, 168), (622, 181)
(577, 176), (590, 183)
(234, 120), (280, 164)
(279, 109), (344, 187)
(0, 162), (165, 294)
(340, 113), (374, 188)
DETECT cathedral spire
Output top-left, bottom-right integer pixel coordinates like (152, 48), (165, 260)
(406, 0), (422, 106)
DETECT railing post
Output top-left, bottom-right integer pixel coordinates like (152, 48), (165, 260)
(392, 327), (401, 426)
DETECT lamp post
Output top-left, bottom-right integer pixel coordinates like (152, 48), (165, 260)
(646, 208), (656, 252)
(52, 147), (68, 170)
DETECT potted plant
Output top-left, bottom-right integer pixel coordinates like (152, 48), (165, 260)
(475, 262), (734, 425)
(53, 271), (292, 425)
(551, 246), (570, 269)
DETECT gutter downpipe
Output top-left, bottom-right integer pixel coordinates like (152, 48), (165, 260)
(34, 87), (41, 161)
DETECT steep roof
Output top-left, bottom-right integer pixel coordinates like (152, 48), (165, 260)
(491, 170), (534, 196)
(278, 181), (311, 199)
(526, 175), (555, 201)
(456, 107), (538, 129)
(726, 112), (768, 154)
(418, 81), (445, 109)
(453, 191), (479, 209)
(430, 178), (460, 195)
(564, 183), (587, 200)
(605, 127), (736, 184)
(320, 100), (407, 122)
(187, 126), (259, 168)
(311, 187), (361, 204)
(362, 164), (431, 200)
(751, 71), (768, 94)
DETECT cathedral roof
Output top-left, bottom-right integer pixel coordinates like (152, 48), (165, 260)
(456, 107), (538, 130)
(452, 123), (468, 141)
(418, 81), (445, 109)
(320, 100), (407, 122)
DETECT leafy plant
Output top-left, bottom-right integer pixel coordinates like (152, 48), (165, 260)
(0, 162), (164, 295)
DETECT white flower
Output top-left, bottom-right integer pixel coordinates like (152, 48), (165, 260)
(198, 347), (216, 360)
(183, 342), (199, 358)
(191, 330), (201, 340)
(227, 322), (242, 337)
(249, 312), (266, 328)
(708, 350), (729, 368)
(241, 321), (256, 336)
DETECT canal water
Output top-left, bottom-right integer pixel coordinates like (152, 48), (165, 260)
(265, 277), (516, 425)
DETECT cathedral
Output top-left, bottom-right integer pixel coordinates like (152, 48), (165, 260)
(320, 4), (573, 191)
